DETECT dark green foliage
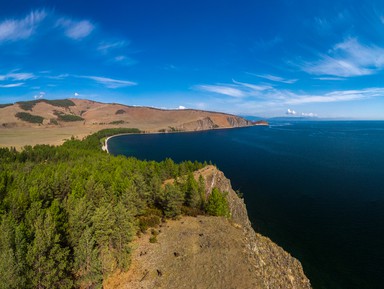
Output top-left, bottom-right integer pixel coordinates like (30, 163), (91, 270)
(115, 109), (126, 115)
(0, 103), (12, 108)
(57, 114), (84, 122)
(0, 129), (207, 287)
(18, 99), (75, 111)
(205, 188), (230, 217)
(109, 120), (125, 125)
(46, 99), (76, 108)
(15, 112), (44, 124)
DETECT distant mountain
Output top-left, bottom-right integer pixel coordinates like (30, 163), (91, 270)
(238, 115), (267, 121)
(268, 116), (320, 122)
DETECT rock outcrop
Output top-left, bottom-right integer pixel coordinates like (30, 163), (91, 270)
(105, 166), (312, 289)
(198, 166), (312, 289)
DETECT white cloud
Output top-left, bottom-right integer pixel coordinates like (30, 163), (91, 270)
(34, 92), (45, 99)
(252, 74), (298, 84)
(3, 72), (35, 81)
(285, 88), (384, 105)
(0, 10), (47, 43)
(81, 75), (137, 88)
(97, 41), (128, 53)
(195, 78), (384, 109)
(232, 79), (272, 91)
(194, 84), (246, 98)
(301, 112), (317, 117)
(314, 77), (345, 81)
(300, 38), (384, 77)
(0, 83), (24, 88)
(178, 105), (186, 110)
(74, 92), (79, 97)
(56, 18), (94, 40)
(0, 71), (35, 88)
(195, 80), (272, 99)
(286, 108), (297, 115)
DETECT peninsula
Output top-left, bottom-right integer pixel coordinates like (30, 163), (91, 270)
(0, 98), (254, 149)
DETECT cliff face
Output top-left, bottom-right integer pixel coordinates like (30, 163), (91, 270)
(198, 166), (312, 289)
(105, 166), (312, 289)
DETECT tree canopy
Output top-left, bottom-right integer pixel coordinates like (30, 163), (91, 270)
(0, 128), (229, 288)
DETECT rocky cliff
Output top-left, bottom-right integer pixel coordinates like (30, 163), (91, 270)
(198, 166), (312, 289)
(105, 166), (312, 289)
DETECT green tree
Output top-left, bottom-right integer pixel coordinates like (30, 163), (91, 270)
(26, 210), (72, 289)
(184, 172), (200, 208)
(0, 215), (18, 289)
(205, 188), (230, 217)
(158, 184), (184, 218)
(73, 226), (102, 288)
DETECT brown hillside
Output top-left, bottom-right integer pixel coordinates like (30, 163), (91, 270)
(0, 98), (252, 149)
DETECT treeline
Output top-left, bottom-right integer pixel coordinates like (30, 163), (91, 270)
(17, 99), (76, 111)
(0, 129), (229, 288)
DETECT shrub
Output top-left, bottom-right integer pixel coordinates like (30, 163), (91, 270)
(109, 120), (125, 125)
(57, 114), (84, 122)
(115, 109), (126, 115)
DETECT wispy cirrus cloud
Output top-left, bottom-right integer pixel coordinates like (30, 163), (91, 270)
(194, 79), (272, 98)
(194, 84), (245, 98)
(250, 73), (298, 84)
(80, 75), (137, 88)
(194, 78), (384, 108)
(56, 18), (95, 40)
(0, 71), (35, 81)
(0, 71), (36, 89)
(286, 88), (384, 105)
(0, 83), (25, 88)
(313, 77), (345, 81)
(299, 38), (384, 77)
(0, 10), (47, 43)
(97, 40), (128, 54)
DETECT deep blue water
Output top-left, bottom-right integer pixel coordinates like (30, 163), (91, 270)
(108, 121), (384, 289)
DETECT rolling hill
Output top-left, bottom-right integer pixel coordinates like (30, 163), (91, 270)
(0, 98), (252, 149)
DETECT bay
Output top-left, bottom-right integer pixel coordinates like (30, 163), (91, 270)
(108, 121), (384, 289)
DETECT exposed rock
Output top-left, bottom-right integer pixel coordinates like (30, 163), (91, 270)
(197, 166), (312, 289)
(105, 166), (312, 289)
(227, 116), (252, 127)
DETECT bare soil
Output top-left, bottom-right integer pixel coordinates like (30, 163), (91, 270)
(104, 216), (264, 289)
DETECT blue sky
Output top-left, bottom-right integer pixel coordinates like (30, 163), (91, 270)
(1, 0), (384, 119)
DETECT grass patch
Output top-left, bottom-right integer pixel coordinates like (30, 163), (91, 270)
(15, 112), (44, 124)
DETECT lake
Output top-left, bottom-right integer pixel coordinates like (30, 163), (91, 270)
(108, 121), (384, 289)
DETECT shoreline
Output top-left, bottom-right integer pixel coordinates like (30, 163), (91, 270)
(104, 124), (255, 155)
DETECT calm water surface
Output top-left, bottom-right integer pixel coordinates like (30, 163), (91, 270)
(108, 121), (384, 289)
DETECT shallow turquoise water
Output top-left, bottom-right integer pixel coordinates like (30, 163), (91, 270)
(108, 121), (384, 289)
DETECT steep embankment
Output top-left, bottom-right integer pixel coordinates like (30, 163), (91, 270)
(0, 98), (252, 149)
(105, 166), (311, 289)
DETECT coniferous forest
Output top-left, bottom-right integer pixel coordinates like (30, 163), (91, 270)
(0, 129), (229, 288)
